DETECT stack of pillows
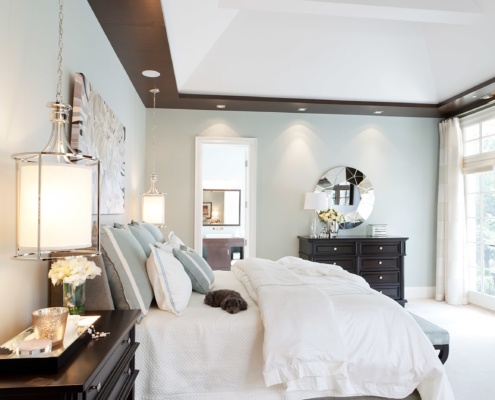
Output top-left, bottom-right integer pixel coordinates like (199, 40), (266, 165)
(99, 221), (215, 318)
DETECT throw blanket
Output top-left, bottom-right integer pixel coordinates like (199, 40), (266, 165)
(232, 257), (455, 400)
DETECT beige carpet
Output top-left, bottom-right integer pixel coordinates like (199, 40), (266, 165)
(406, 299), (495, 400)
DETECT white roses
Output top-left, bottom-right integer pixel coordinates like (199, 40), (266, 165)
(48, 257), (102, 287)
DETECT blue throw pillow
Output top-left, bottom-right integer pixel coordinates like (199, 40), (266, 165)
(172, 248), (215, 294)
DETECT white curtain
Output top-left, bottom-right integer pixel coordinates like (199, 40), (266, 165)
(436, 118), (468, 305)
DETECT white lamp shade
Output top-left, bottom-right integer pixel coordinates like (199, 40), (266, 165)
(142, 194), (166, 226)
(18, 163), (93, 250)
(304, 192), (328, 210)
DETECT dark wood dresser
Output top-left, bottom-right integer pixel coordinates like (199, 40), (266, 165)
(203, 237), (244, 270)
(0, 310), (140, 399)
(298, 236), (408, 306)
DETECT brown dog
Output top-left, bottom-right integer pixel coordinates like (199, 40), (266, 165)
(204, 289), (248, 314)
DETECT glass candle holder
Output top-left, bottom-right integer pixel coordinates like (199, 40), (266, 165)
(32, 307), (69, 348)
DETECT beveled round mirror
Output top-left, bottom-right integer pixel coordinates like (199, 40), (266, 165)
(315, 166), (374, 229)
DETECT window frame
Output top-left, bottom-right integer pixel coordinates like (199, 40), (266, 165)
(460, 106), (495, 309)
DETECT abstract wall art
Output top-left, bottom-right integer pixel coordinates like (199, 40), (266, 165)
(71, 72), (125, 214)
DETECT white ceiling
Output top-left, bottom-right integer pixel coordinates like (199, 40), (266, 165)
(161, 0), (495, 105)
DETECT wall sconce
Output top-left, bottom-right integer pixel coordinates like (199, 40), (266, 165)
(11, 0), (100, 260)
(303, 192), (327, 238)
(142, 88), (166, 227)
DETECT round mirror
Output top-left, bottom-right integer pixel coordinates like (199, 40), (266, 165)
(315, 166), (374, 229)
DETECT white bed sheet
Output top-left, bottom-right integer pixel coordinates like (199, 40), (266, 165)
(135, 270), (423, 400)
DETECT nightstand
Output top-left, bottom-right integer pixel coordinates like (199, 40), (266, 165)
(0, 310), (140, 400)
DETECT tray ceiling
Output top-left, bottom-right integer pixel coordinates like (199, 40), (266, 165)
(89, 0), (495, 117)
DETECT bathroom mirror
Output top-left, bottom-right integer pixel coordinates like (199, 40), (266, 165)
(203, 189), (241, 226)
(315, 166), (374, 229)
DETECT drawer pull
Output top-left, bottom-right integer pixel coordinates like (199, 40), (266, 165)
(333, 262), (337, 265)
(378, 261), (382, 265)
(379, 247), (383, 250)
(122, 337), (131, 345)
(379, 276), (383, 280)
(333, 247), (337, 251)
(126, 367), (132, 375)
(90, 382), (102, 393)
(379, 291), (383, 294)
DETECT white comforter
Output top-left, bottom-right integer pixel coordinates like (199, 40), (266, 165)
(232, 257), (455, 400)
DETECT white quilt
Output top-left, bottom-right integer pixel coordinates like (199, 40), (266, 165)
(232, 257), (455, 400)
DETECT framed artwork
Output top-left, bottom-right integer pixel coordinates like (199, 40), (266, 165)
(71, 72), (126, 214)
(203, 202), (212, 219)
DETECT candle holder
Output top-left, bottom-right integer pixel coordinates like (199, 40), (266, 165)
(32, 307), (69, 348)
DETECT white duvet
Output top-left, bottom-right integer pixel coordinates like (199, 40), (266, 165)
(232, 257), (455, 400)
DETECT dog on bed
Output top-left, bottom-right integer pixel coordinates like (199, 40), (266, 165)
(204, 289), (248, 314)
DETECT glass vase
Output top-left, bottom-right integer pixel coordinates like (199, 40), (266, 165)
(327, 220), (340, 237)
(63, 282), (86, 315)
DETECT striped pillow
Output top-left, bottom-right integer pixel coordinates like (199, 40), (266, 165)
(147, 246), (192, 315)
(173, 248), (215, 294)
(100, 225), (153, 317)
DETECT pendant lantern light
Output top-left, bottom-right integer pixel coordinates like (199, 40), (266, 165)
(142, 88), (166, 227)
(12, 0), (100, 260)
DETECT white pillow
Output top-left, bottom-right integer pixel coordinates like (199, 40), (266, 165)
(146, 245), (192, 315)
(168, 231), (185, 247)
(154, 241), (176, 253)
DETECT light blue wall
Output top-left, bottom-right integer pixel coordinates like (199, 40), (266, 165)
(150, 109), (440, 289)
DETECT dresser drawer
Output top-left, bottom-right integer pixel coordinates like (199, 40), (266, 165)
(315, 257), (357, 274)
(361, 271), (399, 284)
(314, 243), (356, 256)
(372, 285), (400, 299)
(361, 257), (399, 271)
(361, 241), (403, 255)
(104, 346), (140, 400)
(87, 334), (136, 400)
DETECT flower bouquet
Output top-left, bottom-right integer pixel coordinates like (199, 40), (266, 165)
(318, 208), (345, 237)
(318, 208), (345, 224)
(48, 257), (101, 314)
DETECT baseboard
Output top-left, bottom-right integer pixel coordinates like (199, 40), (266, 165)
(405, 286), (435, 299)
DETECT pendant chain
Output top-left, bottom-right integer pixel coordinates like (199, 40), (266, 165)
(152, 89), (157, 175)
(56, 0), (64, 103)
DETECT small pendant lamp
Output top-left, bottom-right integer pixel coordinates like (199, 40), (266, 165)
(11, 0), (100, 260)
(142, 88), (166, 227)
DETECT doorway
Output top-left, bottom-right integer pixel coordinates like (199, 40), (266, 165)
(194, 137), (257, 261)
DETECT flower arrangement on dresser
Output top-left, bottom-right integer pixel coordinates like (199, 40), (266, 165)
(318, 208), (345, 237)
(48, 258), (102, 315)
(318, 208), (345, 224)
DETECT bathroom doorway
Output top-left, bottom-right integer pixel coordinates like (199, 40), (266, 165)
(194, 137), (257, 262)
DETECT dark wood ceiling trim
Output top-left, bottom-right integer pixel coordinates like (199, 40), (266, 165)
(88, 0), (495, 119)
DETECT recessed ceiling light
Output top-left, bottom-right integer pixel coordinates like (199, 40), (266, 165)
(481, 95), (493, 100)
(216, 105), (226, 109)
(374, 111), (383, 114)
(142, 70), (160, 78)
(298, 108), (307, 112)
(472, 95), (477, 98)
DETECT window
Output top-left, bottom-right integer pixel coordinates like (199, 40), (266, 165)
(461, 108), (495, 300)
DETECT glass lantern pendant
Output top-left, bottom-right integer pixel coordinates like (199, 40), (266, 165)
(12, 102), (100, 260)
(11, 0), (100, 260)
(142, 87), (166, 227)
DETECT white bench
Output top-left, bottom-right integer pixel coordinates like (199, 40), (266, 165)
(409, 312), (450, 364)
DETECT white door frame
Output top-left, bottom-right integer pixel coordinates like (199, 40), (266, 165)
(194, 137), (257, 258)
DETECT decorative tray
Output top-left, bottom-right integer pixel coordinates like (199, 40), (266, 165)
(0, 315), (100, 374)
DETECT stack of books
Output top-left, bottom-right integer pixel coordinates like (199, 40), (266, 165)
(367, 224), (387, 237)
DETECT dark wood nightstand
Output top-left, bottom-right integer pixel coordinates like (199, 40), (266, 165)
(298, 236), (408, 306)
(0, 310), (140, 400)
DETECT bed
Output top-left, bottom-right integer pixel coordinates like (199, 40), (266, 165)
(53, 223), (452, 400)
(134, 255), (454, 400)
